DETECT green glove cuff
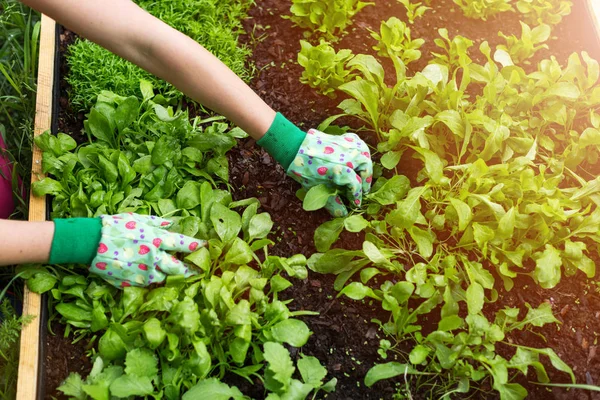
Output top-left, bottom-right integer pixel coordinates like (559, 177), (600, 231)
(49, 218), (102, 264)
(256, 113), (307, 170)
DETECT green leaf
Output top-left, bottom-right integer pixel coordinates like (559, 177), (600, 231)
(407, 226), (433, 258)
(87, 108), (114, 144)
(344, 214), (369, 233)
(298, 355), (328, 387)
(339, 79), (381, 130)
(185, 247), (211, 273)
(182, 378), (244, 400)
(56, 303), (91, 322)
(32, 177), (64, 196)
(438, 315), (464, 332)
(99, 328), (127, 361)
(366, 175), (411, 205)
(176, 181), (202, 210)
(315, 218), (345, 252)
(380, 151), (402, 169)
(211, 203), (242, 243)
(363, 241), (391, 266)
(224, 238), (254, 265)
(142, 318), (166, 349)
(338, 282), (380, 300)
(466, 282), (484, 315)
(303, 184), (336, 211)
(26, 271), (57, 293)
(140, 80), (154, 100)
(57, 373), (86, 399)
(408, 345), (430, 365)
(412, 147), (444, 184)
(125, 348), (158, 378)
(249, 213), (273, 241)
(264, 342), (295, 390)
(168, 297), (200, 335)
(534, 245), (562, 289)
(449, 198), (472, 231)
(547, 82), (580, 100)
(108, 374), (153, 397)
(493, 382), (527, 400)
(270, 319), (312, 347)
(364, 363), (420, 387)
(386, 186), (426, 229)
(516, 302), (559, 329)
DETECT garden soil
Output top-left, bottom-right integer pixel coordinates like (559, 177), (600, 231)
(45, 0), (600, 399)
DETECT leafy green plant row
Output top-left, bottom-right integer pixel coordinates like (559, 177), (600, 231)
(453, 0), (572, 24)
(297, 11), (600, 400)
(66, 0), (255, 111)
(27, 82), (336, 399)
(0, 0), (40, 216)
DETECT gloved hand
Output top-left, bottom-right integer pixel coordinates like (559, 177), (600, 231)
(49, 213), (205, 288)
(257, 113), (373, 216)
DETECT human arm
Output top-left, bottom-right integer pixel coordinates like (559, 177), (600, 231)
(20, 0), (276, 139)
(0, 215), (204, 288)
(19, 0), (374, 215)
(0, 220), (54, 265)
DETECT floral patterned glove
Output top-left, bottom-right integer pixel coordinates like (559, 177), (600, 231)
(257, 113), (373, 217)
(287, 129), (373, 216)
(90, 213), (205, 288)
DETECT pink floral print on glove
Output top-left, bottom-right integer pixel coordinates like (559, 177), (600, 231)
(287, 129), (373, 217)
(90, 213), (206, 288)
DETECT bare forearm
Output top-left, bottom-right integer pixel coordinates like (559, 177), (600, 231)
(0, 220), (54, 265)
(21, 0), (275, 139)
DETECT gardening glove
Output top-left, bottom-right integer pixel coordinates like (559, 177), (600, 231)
(257, 113), (373, 217)
(49, 213), (205, 288)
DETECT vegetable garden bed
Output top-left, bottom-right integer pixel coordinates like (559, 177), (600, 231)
(19, 0), (600, 399)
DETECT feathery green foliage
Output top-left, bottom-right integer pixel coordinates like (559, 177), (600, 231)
(66, 0), (255, 111)
(0, 0), (40, 217)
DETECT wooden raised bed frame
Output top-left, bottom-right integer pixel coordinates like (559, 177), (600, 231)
(14, 2), (600, 398)
(16, 14), (55, 400)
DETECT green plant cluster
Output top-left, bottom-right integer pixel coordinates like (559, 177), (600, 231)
(286, 0), (373, 41)
(453, 0), (573, 24)
(32, 81), (242, 218)
(396, 0), (431, 24)
(453, 0), (514, 20)
(371, 17), (424, 64)
(26, 83), (336, 399)
(66, 0), (255, 112)
(298, 9), (600, 399)
(496, 22), (551, 65)
(298, 40), (355, 97)
(516, 0), (572, 25)
(0, 0), (40, 216)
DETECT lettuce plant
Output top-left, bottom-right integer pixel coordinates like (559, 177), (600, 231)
(396, 0), (431, 24)
(298, 40), (355, 97)
(300, 14), (600, 397)
(28, 82), (337, 399)
(287, 0), (373, 41)
(496, 22), (551, 65)
(453, 0), (513, 20)
(371, 17), (424, 65)
(516, 0), (572, 25)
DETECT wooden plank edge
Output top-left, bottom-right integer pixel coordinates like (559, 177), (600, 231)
(586, 0), (600, 49)
(16, 14), (56, 400)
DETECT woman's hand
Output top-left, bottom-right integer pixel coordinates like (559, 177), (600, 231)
(288, 130), (373, 216)
(90, 213), (205, 288)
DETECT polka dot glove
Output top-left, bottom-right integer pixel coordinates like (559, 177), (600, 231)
(90, 213), (205, 288)
(287, 129), (373, 217)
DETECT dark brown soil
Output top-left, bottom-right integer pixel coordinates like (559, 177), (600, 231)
(44, 0), (600, 399)
(44, 322), (92, 399)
